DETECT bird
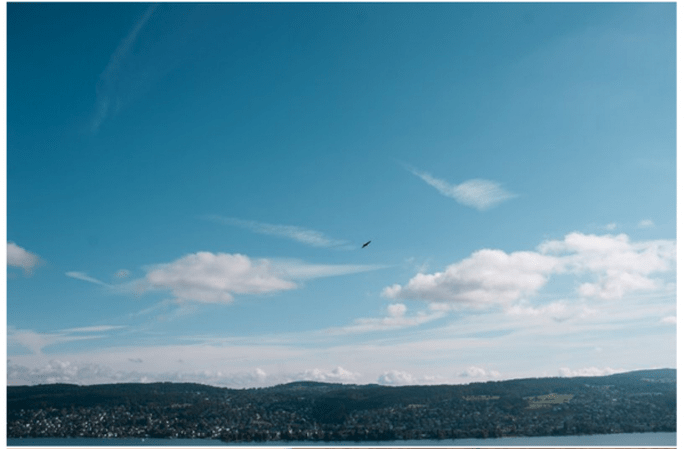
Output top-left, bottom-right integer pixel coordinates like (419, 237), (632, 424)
(361, 240), (371, 248)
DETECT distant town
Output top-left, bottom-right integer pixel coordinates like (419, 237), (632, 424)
(7, 368), (675, 443)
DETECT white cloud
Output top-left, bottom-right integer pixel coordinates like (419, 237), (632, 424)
(457, 366), (501, 379)
(207, 216), (352, 249)
(604, 222), (618, 230)
(660, 316), (676, 325)
(539, 232), (676, 300)
(270, 259), (389, 280)
(8, 328), (101, 355)
(638, 219), (655, 228)
(145, 252), (296, 303)
(61, 325), (125, 333)
(505, 301), (575, 322)
(334, 303), (445, 334)
(384, 232), (675, 306)
(296, 366), (361, 383)
(142, 252), (385, 304)
(406, 166), (516, 210)
(559, 366), (625, 377)
(7, 242), (41, 275)
(378, 370), (415, 385)
(66, 271), (110, 286)
(383, 249), (561, 306)
(8, 360), (119, 385)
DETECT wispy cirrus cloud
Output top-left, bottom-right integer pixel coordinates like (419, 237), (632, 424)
(66, 271), (110, 287)
(206, 215), (353, 249)
(92, 5), (157, 132)
(404, 165), (517, 210)
(7, 242), (41, 275)
(328, 303), (446, 335)
(8, 327), (108, 355)
(60, 325), (126, 333)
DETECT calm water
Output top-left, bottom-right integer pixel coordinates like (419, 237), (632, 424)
(7, 432), (677, 446)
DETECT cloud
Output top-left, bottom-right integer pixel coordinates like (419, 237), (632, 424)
(92, 5), (157, 132)
(270, 260), (389, 280)
(333, 303), (446, 334)
(142, 252), (386, 304)
(66, 271), (110, 286)
(8, 360), (120, 385)
(604, 222), (618, 230)
(660, 316), (676, 325)
(405, 166), (516, 210)
(7, 242), (41, 275)
(384, 232), (675, 306)
(8, 328), (102, 355)
(378, 370), (415, 385)
(383, 249), (561, 306)
(539, 232), (676, 300)
(505, 301), (574, 322)
(638, 219), (655, 228)
(559, 366), (625, 377)
(457, 366), (501, 379)
(207, 216), (352, 248)
(145, 252), (296, 303)
(60, 325), (125, 333)
(296, 366), (361, 383)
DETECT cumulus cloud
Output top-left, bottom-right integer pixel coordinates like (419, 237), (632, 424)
(539, 232), (676, 300)
(7, 358), (270, 387)
(383, 249), (561, 306)
(638, 219), (655, 228)
(145, 252), (296, 303)
(296, 366), (361, 383)
(8, 360), (120, 385)
(458, 366), (501, 379)
(7, 242), (41, 275)
(384, 232), (675, 306)
(66, 271), (110, 286)
(405, 166), (516, 210)
(142, 252), (385, 304)
(378, 370), (415, 385)
(207, 216), (352, 249)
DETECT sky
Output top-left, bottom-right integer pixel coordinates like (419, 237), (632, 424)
(6, 2), (676, 388)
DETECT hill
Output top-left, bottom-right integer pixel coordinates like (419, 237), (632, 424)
(8, 368), (676, 442)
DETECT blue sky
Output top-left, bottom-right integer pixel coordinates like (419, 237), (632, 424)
(6, 2), (676, 387)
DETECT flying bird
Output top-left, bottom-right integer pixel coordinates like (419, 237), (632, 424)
(362, 240), (371, 248)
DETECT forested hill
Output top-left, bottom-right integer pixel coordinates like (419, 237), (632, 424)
(8, 369), (676, 441)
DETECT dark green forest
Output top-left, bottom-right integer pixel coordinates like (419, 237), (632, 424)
(8, 368), (676, 442)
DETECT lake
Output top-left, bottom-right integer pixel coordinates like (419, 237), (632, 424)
(7, 431), (677, 446)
